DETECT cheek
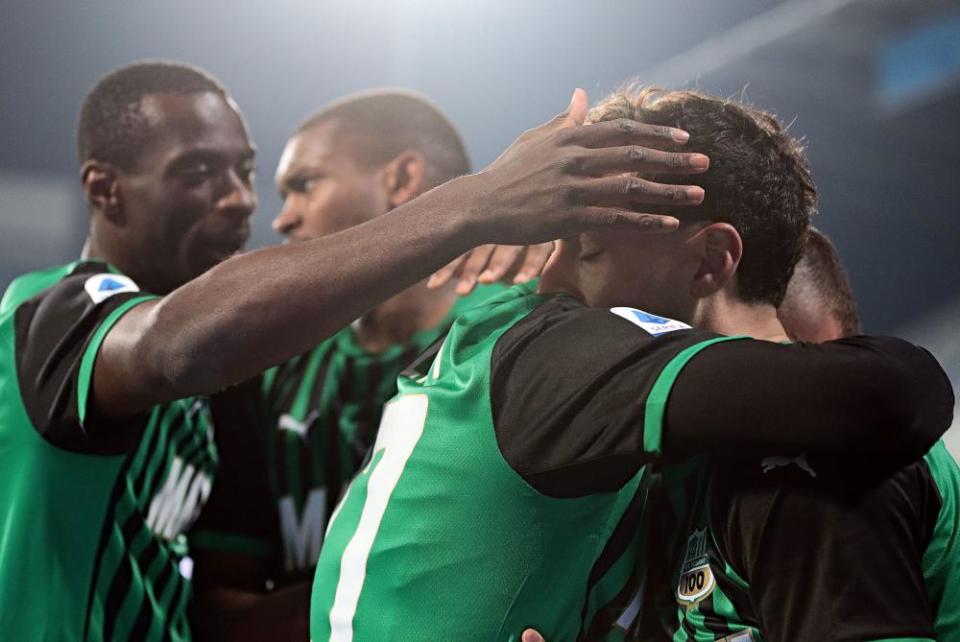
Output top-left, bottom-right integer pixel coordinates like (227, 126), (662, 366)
(305, 183), (380, 237)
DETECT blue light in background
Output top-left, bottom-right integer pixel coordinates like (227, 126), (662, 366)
(878, 8), (960, 110)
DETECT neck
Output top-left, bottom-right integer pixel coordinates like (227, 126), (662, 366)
(354, 280), (459, 353)
(691, 290), (789, 342)
(82, 226), (173, 295)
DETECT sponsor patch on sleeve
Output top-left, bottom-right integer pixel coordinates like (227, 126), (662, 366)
(610, 307), (691, 336)
(84, 273), (140, 304)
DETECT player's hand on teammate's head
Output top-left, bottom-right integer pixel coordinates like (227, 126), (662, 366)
(456, 88), (709, 246)
(521, 629), (546, 642)
(427, 242), (554, 294)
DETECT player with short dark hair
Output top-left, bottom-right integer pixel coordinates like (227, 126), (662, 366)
(0, 59), (715, 640)
(778, 226), (861, 341)
(77, 61), (230, 171)
(294, 89), (470, 187)
(630, 229), (959, 642)
(188, 89), (511, 641)
(308, 87), (953, 640)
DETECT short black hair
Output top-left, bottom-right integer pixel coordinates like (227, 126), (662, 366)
(588, 86), (816, 308)
(296, 89), (470, 188)
(77, 60), (228, 170)
(781, 227), (861, 336)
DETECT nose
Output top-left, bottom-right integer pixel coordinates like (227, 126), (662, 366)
(272, 196), (302, 238)
(217, 169), (257, 221)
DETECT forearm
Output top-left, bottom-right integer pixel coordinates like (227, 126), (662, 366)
(190, 583), (310, 642)
(101, 179), (475, 413)
(664, 335), (954, 461)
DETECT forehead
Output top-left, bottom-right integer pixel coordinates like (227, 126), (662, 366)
(137, 92), (254, 166)
(275, 119), (361, 183)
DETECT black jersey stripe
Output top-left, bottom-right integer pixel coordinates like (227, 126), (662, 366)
(274, 347), (333, 505)
(158, 563), (190, 640)
(124, 410), (161, 491)
(271, 351), (311, 418)
(141, 404), (205, 503)
(128, 588), (155, 642)
(83, 448), (137, 641)
(133, 407), (179, 504)
(358, 357), (386, 454)
(300, 348), (333, 505)
(100, 515), (139, 642)
(579, 477), (648, 639)
(149, 556), (178, 625)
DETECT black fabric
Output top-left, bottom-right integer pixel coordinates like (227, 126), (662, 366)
(14, 261), (150, 454)
(710, 455), (942, 642)
(663, 335), (954, 467)
(490, 299), (953, 499)
(190, 378), (281, 561)
(490, 297), (716, 498)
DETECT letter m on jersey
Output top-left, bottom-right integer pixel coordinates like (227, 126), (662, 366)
(280, 489), (328, 571)
(146, 456), (212, 540)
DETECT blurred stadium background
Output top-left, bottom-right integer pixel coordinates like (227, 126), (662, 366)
(2, 0), (958, 448)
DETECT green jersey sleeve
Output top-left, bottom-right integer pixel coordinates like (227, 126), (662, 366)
(12, 260), (156, 454)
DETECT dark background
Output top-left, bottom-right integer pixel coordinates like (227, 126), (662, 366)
(2, 0), (958, 335)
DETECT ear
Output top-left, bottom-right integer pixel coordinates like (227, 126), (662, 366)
(382, 150), (427, 209)
(688, 222), (742, 298)
(80, 160), (124, 224)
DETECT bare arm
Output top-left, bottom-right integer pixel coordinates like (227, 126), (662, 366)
(94, 89), (710, 417)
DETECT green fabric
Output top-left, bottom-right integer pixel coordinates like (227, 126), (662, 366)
(243, 283), (505, 581)
(190, 531), (274, 557)
(921, 440), (960, 640)
(310, 284), (651, 640)
(77, 295), (156, 423)
(0, 262), (217, 641)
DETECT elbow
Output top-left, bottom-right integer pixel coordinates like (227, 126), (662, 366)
(871, 344), (954, 457)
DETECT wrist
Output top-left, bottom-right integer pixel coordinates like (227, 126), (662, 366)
(417, 172), (489, 251)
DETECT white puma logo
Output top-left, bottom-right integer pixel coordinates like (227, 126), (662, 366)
(761, 454), (817, 478)
(278, 410), (319, 438)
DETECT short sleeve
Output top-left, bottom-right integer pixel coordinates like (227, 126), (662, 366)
(14, 262), (157, 453)
(489, 297), (722, 498)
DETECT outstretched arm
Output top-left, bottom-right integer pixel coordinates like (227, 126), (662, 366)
(491, 304), (953, 497)
(93, 89), (710, 418)
(664, 335), (953, 463)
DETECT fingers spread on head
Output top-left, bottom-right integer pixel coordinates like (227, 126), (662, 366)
(569, 118), (690, 150)
(513, 242), (555, 283)
(576, 175), (705, 209)
(457, 244), (498, 295)
(478, 245), (524, 283)
(575, 146), (709, 177)
(577, 207), (681, 233)
(427, 253), (468, 289)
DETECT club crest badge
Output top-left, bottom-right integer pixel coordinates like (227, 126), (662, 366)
(676, 527), (716, 606)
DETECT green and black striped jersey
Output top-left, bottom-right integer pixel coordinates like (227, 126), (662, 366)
(190, 285), (503, 584)
(310, 284), (733, 641)
(0, 261), (217, 641)
(304, 286), (952, 641)
(635, 441), (960, 642)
